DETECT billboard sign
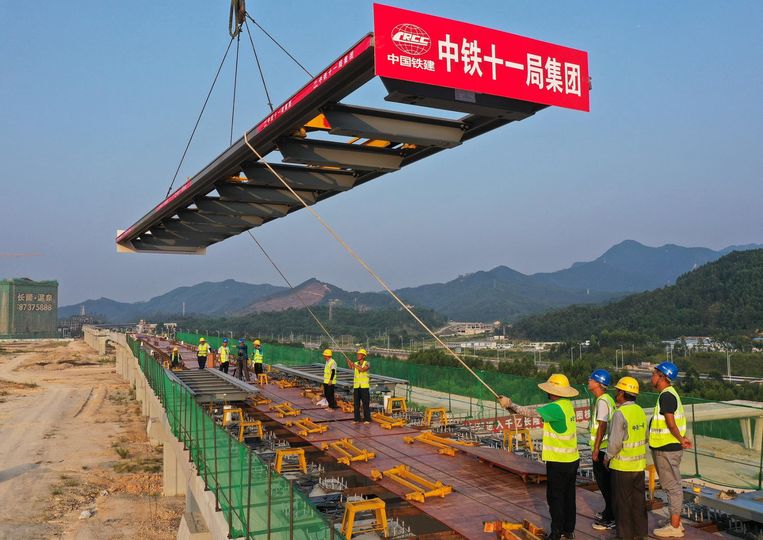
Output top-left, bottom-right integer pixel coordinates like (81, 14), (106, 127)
(374, 4), (589, 112)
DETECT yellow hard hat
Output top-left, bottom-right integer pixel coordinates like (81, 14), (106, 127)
(357, 348), (367, 357)
(323, 349), (333, 357)
(199, 337), (205, 342)
(614, 376), (640, 395)
(254, 339), (261, 346)
(538, 373), (579, 398)
(173, 347), (178, 351)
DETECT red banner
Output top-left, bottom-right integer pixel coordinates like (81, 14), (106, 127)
(463, 406), (591, 433)
(373, 4), (589, 112)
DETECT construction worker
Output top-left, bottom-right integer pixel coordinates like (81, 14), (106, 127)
(588, 369), (615, 531)
(252, 339), (265, 376)
(347, 348), (371, 423)
(499, 374), (580, 540)
(650, 361), (691, 538)
(322, 349), (338, 410)
(604, 376), (648, 540)
(218, 338), (230, 374)
(170, 346), (182, 369)
(234, 338), (250, 381)
(196, 338), (209, 370)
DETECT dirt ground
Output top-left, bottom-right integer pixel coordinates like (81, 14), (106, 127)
(0, 339), (183, 540)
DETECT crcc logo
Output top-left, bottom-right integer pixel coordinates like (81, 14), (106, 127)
(391, 23), (431, 56)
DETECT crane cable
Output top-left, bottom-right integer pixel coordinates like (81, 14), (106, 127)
(164, 35), (235, 198)
(246, 231), (354, 367)
(243, 135), (501, 400)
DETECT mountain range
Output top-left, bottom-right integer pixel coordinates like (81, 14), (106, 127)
(59, 240), (762, 323)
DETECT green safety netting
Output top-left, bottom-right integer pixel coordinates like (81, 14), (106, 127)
(128, 336), (342, 539)
(176, 332), (763, 489)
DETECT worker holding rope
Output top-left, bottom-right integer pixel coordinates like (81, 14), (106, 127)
(499, 374), (580, 540)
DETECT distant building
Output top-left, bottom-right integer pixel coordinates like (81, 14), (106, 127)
(0, 278), (58, 339)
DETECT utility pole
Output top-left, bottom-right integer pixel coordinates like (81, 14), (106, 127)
(727, 350), (732, 379)
(570, 347), (574, 365)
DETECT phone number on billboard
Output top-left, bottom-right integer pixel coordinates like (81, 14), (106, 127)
(17, 303), (54, 312)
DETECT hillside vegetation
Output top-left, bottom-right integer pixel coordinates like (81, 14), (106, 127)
(513, 249), (763, 340)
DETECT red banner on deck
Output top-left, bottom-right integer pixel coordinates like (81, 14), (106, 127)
(373, 4), (589, 112)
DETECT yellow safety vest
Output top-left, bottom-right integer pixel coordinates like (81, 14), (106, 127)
(324, 359), (337, 384)
(610, 403), (647, 472)
(253, 348), (264, 364)
(589, 393), (615, 450)
(353, 360), (370, 389)
(649, 386), (686, 447)
(197, 343), (209, 356)
(542, 398), (580, 463)
(219, 346), (229, 364)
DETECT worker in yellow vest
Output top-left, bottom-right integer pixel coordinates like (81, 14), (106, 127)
(196, 338), (209, 370)
(170, 346), (182, 369)
(252, 339), (265, 377)
(588, 369), (616, 531)
(347, 348), (371, 423)
(604, 376), (647, 540)
(649, 362), (691, 538)
(218, 338), (230, 374)
(499, 374), (580, 540)
(322, 349), (338, 410)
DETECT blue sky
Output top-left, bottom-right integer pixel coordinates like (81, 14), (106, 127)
(1, 1), (761, 305)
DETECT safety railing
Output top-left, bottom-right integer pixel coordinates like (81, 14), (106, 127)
(127, 336), (341, 539)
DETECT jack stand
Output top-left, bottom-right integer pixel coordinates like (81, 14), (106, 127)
(423, 407), (448, 427)
(371, 412), (405, 429)
(286, 417), (329, 437)
(404, 431), (477, 456)
(238, 419), (264, 442)
(386, 396), (407, 414)
(341, 498), (388, 538)
(503, 428), (533, 452)
(321, 438), (376, 465)
(222, 407), (244, 426)
(484, 519), (545, 540)
(270, 402), (301, 417)
(257, 373), (270, 385)
(274, 448), (307, 474)
(371, 464), (452, 503)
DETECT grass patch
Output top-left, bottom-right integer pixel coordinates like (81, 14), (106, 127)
(112, 443), (130, 459)
(51, 487), (63, 496)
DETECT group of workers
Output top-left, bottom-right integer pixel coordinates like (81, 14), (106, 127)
(178, 337), (266, 380)
(499, 361), (689, 540)
(183, 338), (374, 423)
(323, 348), (372, 423)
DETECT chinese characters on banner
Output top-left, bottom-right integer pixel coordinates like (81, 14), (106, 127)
(373, 3), (589, 112)
(15, 292), (55, 312)
(463, 406), (591, 432)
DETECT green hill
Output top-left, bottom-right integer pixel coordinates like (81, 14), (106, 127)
(513, 249), (763, 340)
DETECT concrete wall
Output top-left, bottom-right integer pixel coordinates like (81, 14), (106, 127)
(85, 329), (231, 540)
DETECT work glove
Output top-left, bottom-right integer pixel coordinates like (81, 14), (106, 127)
(498, 395), (512, 409)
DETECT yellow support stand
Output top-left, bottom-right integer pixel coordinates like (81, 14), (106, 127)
(423, 407), (448, 427)
(404, 431), (477, 456)
(341, 498), (388, 538)
(503, 428), (533, 452)
(276, 379), (298, 389)
(286, 417), (329, 437)
(321, 438), (376, 465)
(222, 408), (244, 426)
(483, 519), (545, 540)
(270, 402), (301, 418)
(238, 420), (264, 442)
(257, 373), (270, 385)
(370, 464), (452, 503)
(250, 395), (272, 407)
(274, 448), (307, 474)
(371, 412), (405, 429)
(337, 399), (354, 413)
(386, 396), (407, 414)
